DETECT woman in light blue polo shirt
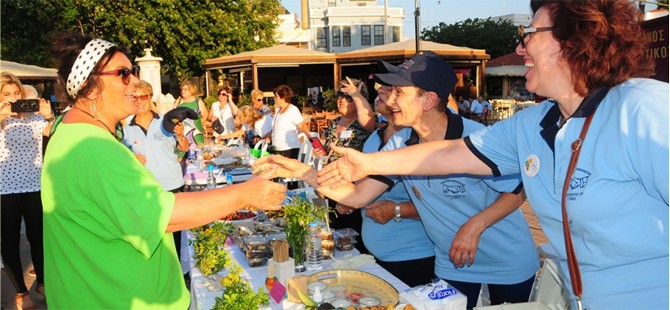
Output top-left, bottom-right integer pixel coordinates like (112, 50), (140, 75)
(123, 80), (190, 262)
(316, 1), (669, 309)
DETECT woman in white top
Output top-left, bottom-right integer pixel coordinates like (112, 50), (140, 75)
(0, 72), (53, 309)
(208, 86), (239, 135)
(215, 105), (272, 147)
(270, 84), (310, 159)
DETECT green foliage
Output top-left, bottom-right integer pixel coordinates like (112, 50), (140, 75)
(321, 89), (337, 112)
(1, 0), (283, 80)
(214, 265), (269, 310)
(191, 221), (233, 276)
(236, 93), (252, 107)
(421, 17), (518, 60)
(267, 197), (332, 264)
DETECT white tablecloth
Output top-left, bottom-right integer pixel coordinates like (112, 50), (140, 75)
(187, 232), (410, 310)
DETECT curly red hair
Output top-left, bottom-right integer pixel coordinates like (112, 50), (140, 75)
(531, 0), (654, 96)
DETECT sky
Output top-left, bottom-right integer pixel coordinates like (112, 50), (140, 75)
(280, 0), (534, 39)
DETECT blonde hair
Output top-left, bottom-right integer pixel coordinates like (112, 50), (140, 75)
(238, 105), (262, 125)
(180, 80), (199, 97)
(1, 72), (26, 128)
(137, 80), (158, 112)
(250, 89), (264, 101)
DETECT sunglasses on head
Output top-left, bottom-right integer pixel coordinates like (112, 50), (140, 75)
(96, 65), (140, 85)
(517, 25), (555, 48)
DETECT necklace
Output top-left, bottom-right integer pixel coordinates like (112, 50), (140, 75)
(73, 106), (115, 136)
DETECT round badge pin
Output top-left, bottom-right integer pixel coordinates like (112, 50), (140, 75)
(524, 154), (540, 177)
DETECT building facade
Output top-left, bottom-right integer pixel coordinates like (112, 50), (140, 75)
(278, 0), (405, 53)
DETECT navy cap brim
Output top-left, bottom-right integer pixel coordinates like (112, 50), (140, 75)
(373, 72), (416, 87)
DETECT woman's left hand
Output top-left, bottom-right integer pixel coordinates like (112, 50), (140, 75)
(340, 76), (362, 96)
(363, 200), (394, 224)
(449, 219), (484, 268)
(37, 98), (53, 118)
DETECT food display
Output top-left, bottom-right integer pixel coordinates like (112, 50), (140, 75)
(220, 210), (257, 222)
(229, 220), (287, 268)
(334, 228), (359, 251)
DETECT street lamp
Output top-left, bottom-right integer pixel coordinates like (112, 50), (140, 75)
(415, 0), (421, 51)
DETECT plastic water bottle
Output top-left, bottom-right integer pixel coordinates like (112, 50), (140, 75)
(196, 149), (205, 171)
(306, 221), (323, 271)
(206, 165), (217, 190)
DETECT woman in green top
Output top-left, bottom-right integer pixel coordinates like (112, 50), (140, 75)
(43, 32), (286, 309)
(173, 80), (208, 147)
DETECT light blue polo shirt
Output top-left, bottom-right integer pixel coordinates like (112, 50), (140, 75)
(122, 112), (185, 191)
(360, 126), (435, 262)
(465, 78), (669, 309)
(383, 111), (539, 284)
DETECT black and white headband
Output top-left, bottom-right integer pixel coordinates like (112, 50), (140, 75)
(66, 38), (116, 98)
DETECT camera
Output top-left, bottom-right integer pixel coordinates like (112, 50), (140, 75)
(11, 99), (40, 113)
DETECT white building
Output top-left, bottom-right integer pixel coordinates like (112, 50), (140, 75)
(277, 0), (405, 53)
(490, 13), (532, 27)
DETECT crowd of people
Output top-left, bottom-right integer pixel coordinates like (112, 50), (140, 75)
(1, 1), (667, 310)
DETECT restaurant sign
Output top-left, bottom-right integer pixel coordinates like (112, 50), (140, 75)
(641, 15), (669, 83)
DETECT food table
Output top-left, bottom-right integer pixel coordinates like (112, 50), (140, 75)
(187, 230), (410, 310)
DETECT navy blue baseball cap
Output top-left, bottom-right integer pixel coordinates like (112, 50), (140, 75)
(374, 51), (457, 100)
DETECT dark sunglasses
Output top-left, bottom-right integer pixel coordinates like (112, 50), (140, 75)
(96, 65), (141, 85)
(255, 98), (263, 102)
(218, 92), (229, 96)
(518, 25), (555, 48)
(135, 94), (151, 101)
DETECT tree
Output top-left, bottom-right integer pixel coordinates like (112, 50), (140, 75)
(1, 0), (283, 80)
(421, 18), (518, 60)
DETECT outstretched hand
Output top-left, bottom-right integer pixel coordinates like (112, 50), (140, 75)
(316, 144), (369, 188)
(252, 155), (311, 180)
(241, 176), (287, 211)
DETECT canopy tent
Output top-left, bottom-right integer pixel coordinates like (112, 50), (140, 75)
(0, 60), (58, 80)
(485, 52), (526, 77)
(336, 39), (490, 98)
(336, 39), (489, 63)
(485, 52), (530, 99)
(203, 45), (336, 96)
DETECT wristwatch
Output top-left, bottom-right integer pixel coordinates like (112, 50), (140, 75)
(394, 202), (402, 222)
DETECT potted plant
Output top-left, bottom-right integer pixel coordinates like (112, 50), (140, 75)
(213, 265), (270, 310)
(270, 197), (331, 272)
(191, 221), (234, 276)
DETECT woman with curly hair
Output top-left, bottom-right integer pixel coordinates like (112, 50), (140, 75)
(316, 1), (668, 309)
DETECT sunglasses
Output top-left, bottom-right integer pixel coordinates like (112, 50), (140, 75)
(255, 98), (263, 102)
(518, 25), (555, 48)
(96, 65), (140, 85)
(135, 94), (151, 101)
(218, 92), (229, 96)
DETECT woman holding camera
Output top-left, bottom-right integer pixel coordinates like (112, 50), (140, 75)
(0, 71), (53, 309)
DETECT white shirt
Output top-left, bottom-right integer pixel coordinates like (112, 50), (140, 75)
(1, 114), (47, 194)
(271, 105), (303, 151)
(254, 114), (273, 138)
(210, 101), (236, 134)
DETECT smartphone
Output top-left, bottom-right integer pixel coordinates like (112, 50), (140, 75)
(309, 137), (327, 155)
(11, 99), (40, 113)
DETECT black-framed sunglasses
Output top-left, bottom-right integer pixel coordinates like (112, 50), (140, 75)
(518, 25), (555, 48)
(96, 65), (140, 85)
(255, 98), (263, 102)
(218, 92), (229, 96)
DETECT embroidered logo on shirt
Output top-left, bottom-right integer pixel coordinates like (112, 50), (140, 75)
(524, 154), (540, 177)
(567, 167), (592, 200)
(441, 180), (466, 199)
